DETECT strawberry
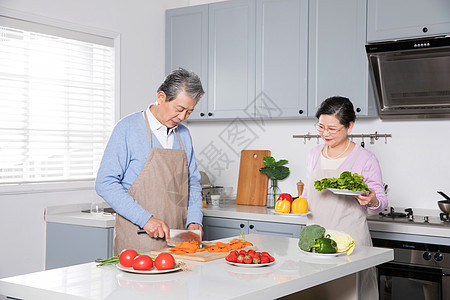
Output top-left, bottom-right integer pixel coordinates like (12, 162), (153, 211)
(239, 250), (247, 256)
(243, 255), (253, 264)
(268, 255), (275, 262)
(260, 255), (270, 264)
(230, 250), (239, 256)
(247, 249), (256, 256)
(226, 253), (237, 263)
(236, 254), (244, 263)
(261, 252), (270, 257)
(252, 257), (260, 264)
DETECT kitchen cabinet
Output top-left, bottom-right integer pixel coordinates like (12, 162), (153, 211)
(202, 216), (303, 240)
(166, 0), (310, 120)
(46, 222), (113, 270)
(165, 6), (209, 120)
(255, 0), (308, 119)
(207, 0), (256, 119)
(367, 0), (450, 42)
(308, 0), (376, 117)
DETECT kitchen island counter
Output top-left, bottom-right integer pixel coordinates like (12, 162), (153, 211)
(0, 234), (393, 300)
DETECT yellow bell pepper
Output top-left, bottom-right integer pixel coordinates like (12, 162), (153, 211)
(275, 199), (291, 213)
(291, 197), (308, 214)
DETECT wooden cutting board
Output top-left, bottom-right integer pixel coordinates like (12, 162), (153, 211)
(236, 150), (271, 206)
(149, 241), (256, 262)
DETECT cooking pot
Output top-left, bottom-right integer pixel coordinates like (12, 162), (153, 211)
(437, 191), (450, 214)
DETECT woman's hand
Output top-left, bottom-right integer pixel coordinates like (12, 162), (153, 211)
(354, 189), (379, 208)
(143, 216), (170, 241)
(187, 223), (204, 237)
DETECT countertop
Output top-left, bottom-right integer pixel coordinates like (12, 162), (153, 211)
(45, 203), (450, 238)
(45, 203), (115, 228)
(0, 234), (393, 300)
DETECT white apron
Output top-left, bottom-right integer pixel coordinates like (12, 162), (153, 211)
(307, 146), (378, 300)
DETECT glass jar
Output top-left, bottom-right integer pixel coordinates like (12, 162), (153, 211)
(266, 180), (281, 208)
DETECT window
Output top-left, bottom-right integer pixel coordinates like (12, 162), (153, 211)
(0, 15), (116, 184)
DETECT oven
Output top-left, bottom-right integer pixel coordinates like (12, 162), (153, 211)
(369, 208), (450, 300)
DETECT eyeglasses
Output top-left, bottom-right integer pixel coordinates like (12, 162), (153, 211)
(314, 123), (345, 135)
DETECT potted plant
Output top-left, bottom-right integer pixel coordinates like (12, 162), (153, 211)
(259, 156), (290, 208)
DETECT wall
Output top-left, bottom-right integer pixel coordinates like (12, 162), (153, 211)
(188, 117), (450, 212)
(1, 0), (449, 279)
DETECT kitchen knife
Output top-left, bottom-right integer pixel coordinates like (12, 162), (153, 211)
(167, 229), (202, 247)
(136, 228), (202, 248)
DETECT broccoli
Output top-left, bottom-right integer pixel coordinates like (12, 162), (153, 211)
(298, 225), (326, 252)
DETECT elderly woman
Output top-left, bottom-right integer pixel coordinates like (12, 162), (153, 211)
(301, 96), (388, 300)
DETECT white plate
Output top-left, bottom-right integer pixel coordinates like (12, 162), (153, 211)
(300, 249), (346, 257)
(116, 263), (182, 274)
(226, 261), (275, 268)
(273, 211), (310, 216)
(326, 188), (367, 196)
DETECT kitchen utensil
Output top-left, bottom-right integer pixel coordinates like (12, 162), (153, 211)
(136, 229), (202, 247)
(438, 200), (450, 214)
(297, 181), (304, 197)
(167, 229), (202, 247)
(236, 150), (271, 206)
(90, 201), (104, 215)
(150, 241), (256, 262)
(211, 195), (220, 206)
(437, 191), (450, 201)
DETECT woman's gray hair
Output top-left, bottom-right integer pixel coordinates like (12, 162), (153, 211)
(157, 68), (205, 103)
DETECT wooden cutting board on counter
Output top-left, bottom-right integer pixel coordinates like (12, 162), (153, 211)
(236, 150), (271, 206)
(149, 241), (256, 262)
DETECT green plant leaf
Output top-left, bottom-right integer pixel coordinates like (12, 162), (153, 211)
(262, 156), (276, 167)
(274, 159), (289, 167)
(259, 156), (290, 181)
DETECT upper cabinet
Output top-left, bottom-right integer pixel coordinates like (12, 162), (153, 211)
(256, 0), (308, 119)
(367, 0), (450, 42)
(166, 6), (209, 120)
(208, 0), (256, 119)
(166, 0), (378, 120)
(308, 0), (375, 117)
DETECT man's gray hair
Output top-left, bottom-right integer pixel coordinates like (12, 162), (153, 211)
(157, 68), (205, 102)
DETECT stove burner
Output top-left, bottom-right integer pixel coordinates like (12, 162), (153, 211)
(379, 207), (407, 218)
(440, 212), (450, 222)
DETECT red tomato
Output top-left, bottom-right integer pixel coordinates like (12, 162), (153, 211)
(277, 193), (293, 203)
(154, 253), (175, 270)
(132, 255), (153, 271)
(119, 249), (139, 267)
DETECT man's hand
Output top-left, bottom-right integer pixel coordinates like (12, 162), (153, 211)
(187, 223), (204, 237)
(143, 216), (170, 241)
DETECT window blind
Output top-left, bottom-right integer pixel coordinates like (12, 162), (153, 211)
(0, 20), (115, 184)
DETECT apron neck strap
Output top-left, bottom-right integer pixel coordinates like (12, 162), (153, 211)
(144, 110), (185, 150)
(174, 129), (185, 151)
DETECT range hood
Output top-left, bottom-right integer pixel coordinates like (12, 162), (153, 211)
(366, 35), (450, 119)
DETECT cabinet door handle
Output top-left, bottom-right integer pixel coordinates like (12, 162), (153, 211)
(240, 223), (245, 228)
(249, 225), (254, 230)
(208, 112), (213, 117)
(298, 109), (304, 115)
(200, 112), (205, 117)
(356, 107), (361, 113)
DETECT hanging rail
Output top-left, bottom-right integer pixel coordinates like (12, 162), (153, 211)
(293, 131), (392, 144)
